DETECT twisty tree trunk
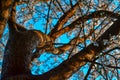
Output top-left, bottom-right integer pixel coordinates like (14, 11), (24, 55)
(1, 0), (120, 80)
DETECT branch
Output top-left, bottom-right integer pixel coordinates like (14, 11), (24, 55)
(55, 0), (65, 13)
(85, 59), (120, 69)
(51, 10), (120, 39)
(48, 2), (80, 36)
(83, 63), (94, 80)
(45, 0), (52, 34)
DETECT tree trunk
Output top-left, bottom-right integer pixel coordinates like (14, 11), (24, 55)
(1, 30), (40, 80)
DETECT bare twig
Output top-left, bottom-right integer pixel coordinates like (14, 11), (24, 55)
(45, 0), (53, 34)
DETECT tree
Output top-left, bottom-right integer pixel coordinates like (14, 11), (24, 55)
(0, 0), (120, 80)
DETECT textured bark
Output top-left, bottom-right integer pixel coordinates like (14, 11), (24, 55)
(1, 29), (40, 79)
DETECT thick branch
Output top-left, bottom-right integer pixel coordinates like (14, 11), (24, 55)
(51, 10), (120, 39)
(48, 2), (80, 36)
